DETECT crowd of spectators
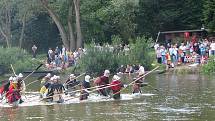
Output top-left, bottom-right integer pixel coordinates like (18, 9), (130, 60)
(154, 38), (215, 68)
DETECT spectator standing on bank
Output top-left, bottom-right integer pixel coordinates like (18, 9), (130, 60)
(32, 45), (37, 58)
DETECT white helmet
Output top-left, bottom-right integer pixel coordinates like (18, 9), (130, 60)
(85, 75), (91, 82)
(9, 76), (13, 81)
(12, 77), (18, 83)
(69, 74), (76, 78)
(112, 75), (121, 81)
(18, 73), (23, 78)
(104, 70), (110, 77)
(52, 75), (57, 80)
(56, 76), (60, 80)
(46, 73), (51, 78)
(138, 66), (145, 75)
(50, 77), (54, 81)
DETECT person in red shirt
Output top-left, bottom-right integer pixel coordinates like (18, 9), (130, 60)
(0, 77), (13, 100)
(6, 77), (21, 105)
(110, 75), (124, 100)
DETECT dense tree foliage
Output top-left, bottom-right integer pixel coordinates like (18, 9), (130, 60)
(137, 0), (203, 38)
(203, 0), (215, 31)
(0, 0), (214, 52)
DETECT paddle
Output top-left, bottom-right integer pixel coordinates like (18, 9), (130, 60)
(113, 66), (160, 95)
(64, 72), (86, 86)
(63, 83), (122, 101)
(65, 83), (113, 94)
(20, 64), (43, 84)
(10, 64), (17, 76)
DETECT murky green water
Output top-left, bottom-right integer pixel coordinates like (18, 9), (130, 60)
(0, 73), (215, 121)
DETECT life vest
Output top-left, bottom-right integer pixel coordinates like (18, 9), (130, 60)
(40, 86), (47, 95)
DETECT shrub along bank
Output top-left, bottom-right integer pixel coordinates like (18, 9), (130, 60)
(0, 47), (42, 75)
(202, 56), (215, 74)
(78, 36), (154, 76)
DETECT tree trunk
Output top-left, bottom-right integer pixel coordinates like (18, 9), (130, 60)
(19, 12), (27, 48)
(0, 1), (12, 48)
(5, 3), (12, 48)
(40, 0), (69, 49)
(0, 27), (10, 47)
(74, 0), (83, 49)
(68, 0), (76, 51)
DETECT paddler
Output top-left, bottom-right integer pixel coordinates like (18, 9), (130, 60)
(17, 73), (26, 93)
(132, 65), (146, 94)
(64, 74), (80, 96)
(94, 70), (110, 96)
(110, 75), (125, 100)
(80, 75), (91, 100)
(46, 75), (64, 103)
(0, 76), (13, 100)
(17, 73), (25, 103)
(39, 76), (53, 98)
(6, 77), (22, 105)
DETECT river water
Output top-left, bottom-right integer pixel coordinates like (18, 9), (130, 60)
(0, 73), (215, 121)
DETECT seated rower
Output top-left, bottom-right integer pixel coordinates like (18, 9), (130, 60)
(46, 75), (65, 103)
(64, 74), (80, 96)
(0, 76), (13, 100)
(80, 75), (91, 101)
(40, 76), (53, 98)
(110, 75), (124, 100)
(6, 77), (22, 106)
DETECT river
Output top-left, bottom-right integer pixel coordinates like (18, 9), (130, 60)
(0, 73), (215, 121)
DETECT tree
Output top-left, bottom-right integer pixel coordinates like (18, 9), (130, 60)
(0, 0), (13, 47)
(40, 0), (82, 51)
(0, 0), (40, 48)
(80, 0), (138, 44)
(203, 0), (215, 31)
(137, 0), (203, 38)
(15, 0), (41, 48)
(74, 0), (82, 48)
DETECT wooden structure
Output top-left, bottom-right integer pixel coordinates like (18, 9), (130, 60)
(155, 29), (208, 44)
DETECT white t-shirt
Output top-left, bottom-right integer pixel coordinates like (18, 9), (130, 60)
(179, 45), (186, 52)
(48, 49), (53, 54)
(154, 44), (159, 50)
(210, 43), (215, 50)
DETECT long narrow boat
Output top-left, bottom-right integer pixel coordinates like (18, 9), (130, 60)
(0, 92), (156, 108)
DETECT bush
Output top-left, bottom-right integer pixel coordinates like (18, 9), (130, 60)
(202, 56), (215, 74)
(129, 37), (154, 70)
(0, 47), (42, 74)
(78, 36), (154, 76)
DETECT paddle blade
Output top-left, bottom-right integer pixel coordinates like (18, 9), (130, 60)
(35, 64), (43, 71)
